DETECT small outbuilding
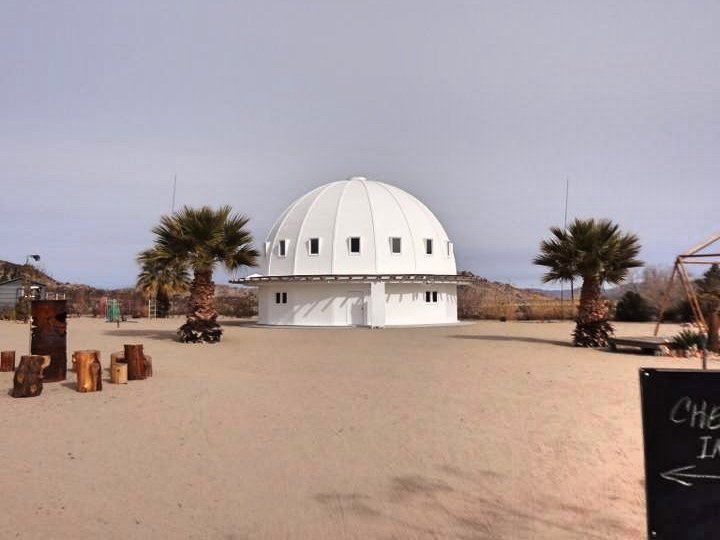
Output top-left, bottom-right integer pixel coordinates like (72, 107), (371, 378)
(232, 176), (471, 327)
(0, 278), (46, 309)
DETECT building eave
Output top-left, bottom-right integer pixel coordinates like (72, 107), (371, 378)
(230, 274), (477, 285)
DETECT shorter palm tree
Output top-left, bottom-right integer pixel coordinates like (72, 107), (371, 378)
(534, 218), (642, 347)
(141, 205), (258, 343)
(137, 249), (190, 318)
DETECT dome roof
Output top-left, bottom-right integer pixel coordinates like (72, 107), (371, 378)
(262, 176), (457, 276)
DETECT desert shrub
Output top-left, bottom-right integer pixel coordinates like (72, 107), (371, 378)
(672, 329), (705, 350)
(233, 293), (258, 318)
(662, 300), (694, 323)
(14, 299), (28, 321)
(214, 293), (258, 318)
(615, 291), (654, 322)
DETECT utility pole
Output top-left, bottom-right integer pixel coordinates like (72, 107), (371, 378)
(23, 254), (40, 324)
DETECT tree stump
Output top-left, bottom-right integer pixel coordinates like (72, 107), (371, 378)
(73, 350), (102, 392)
(124, 344), (147, 381)
(12, 355), (46, 398)
(1, 351), (15, 372)
(110, 351), (124, 370)
(110, 363), (128, 384)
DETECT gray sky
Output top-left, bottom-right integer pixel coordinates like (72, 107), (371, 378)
(1, 1), (718, 288)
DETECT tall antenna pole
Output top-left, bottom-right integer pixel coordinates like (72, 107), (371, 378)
(559, 178), (571, 320)
(171, 174), (177, 213)
(563, 177), (569, 229)
(564, 178), (574, 304)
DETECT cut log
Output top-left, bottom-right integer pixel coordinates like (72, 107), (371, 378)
(110, 363), (128, 384)
(110, 351), (124, 370)
(124, 344), (147, 381)
(73, 350), (102, 392)
(0, 350), (15, 372)
(12, 355), (46, 398)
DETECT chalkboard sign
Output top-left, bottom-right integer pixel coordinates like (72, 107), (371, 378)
(640, 368), (720, 538)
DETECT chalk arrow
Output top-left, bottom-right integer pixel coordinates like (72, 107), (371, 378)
(660, 465), (720, 487)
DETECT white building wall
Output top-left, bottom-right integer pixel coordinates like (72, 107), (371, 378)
(258, 281), (457, 327)
(259, 282), (370, 326)
(384, 283), (457, 326)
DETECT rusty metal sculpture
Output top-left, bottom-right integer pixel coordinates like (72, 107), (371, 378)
(30, 300), (68, 382)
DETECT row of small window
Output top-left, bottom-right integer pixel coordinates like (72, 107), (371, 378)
(274, 291), (440, 304)
(269, 238), (453, 257)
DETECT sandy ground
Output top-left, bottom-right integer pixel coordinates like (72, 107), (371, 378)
(0, 317), (701, 539)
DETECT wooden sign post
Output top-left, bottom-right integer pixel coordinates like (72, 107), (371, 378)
(640, 368), (720, 538)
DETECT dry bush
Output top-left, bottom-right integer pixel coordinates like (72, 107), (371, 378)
(458, 282), (575, 321)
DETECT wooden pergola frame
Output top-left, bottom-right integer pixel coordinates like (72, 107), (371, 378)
(654, 234), (720, 336)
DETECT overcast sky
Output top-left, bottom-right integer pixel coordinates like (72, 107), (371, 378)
(1, 1), (718, 289)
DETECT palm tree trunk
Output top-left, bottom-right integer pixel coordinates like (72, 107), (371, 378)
(573, 275), (614, 347)
(156, 289), (170, 318)
(178, 270), (222, 343)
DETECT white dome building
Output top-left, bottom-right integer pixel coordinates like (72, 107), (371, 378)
(233, 176), (467, 326)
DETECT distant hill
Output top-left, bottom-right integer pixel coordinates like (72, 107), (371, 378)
(457, 271), (563, 319)
(0, 259), (59, 285)
(528, 285), (636, 300)
(0, 258), (256, 318)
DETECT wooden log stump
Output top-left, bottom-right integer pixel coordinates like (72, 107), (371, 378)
(1, 351), (15, 372)
(12, 355), (46, 398)
(110, 363), (128, 384)
(110, 351), (124, 371)
(124, 344), (147, 381)
(73, 350), (102, 393)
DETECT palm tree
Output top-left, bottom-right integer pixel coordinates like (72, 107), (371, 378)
(534, 218), (642, 347)
(142, 205), (258, 343)
(136, 249), (190, 318)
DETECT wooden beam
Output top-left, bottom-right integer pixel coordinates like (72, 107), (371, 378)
(682, 234), (720, 256)
(679, 253), (720, 259)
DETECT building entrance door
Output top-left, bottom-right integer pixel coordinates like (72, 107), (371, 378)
(347, 291), (365, 325)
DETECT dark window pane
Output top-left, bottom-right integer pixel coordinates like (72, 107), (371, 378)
(432, 291), (438, 302)
(391, 237), (401, 253)
(275, 292), (281, 304)
(425, 291), (431, 302)
(310, 238), (320, 254)
(279, 240), (286, 256)
(350, 237), (360, 253)
(282, 292), (287, 304)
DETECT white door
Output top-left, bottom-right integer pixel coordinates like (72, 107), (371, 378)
(347, 291), (365, 325)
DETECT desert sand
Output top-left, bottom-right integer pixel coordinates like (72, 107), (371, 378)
(0, 317), (697, 539)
